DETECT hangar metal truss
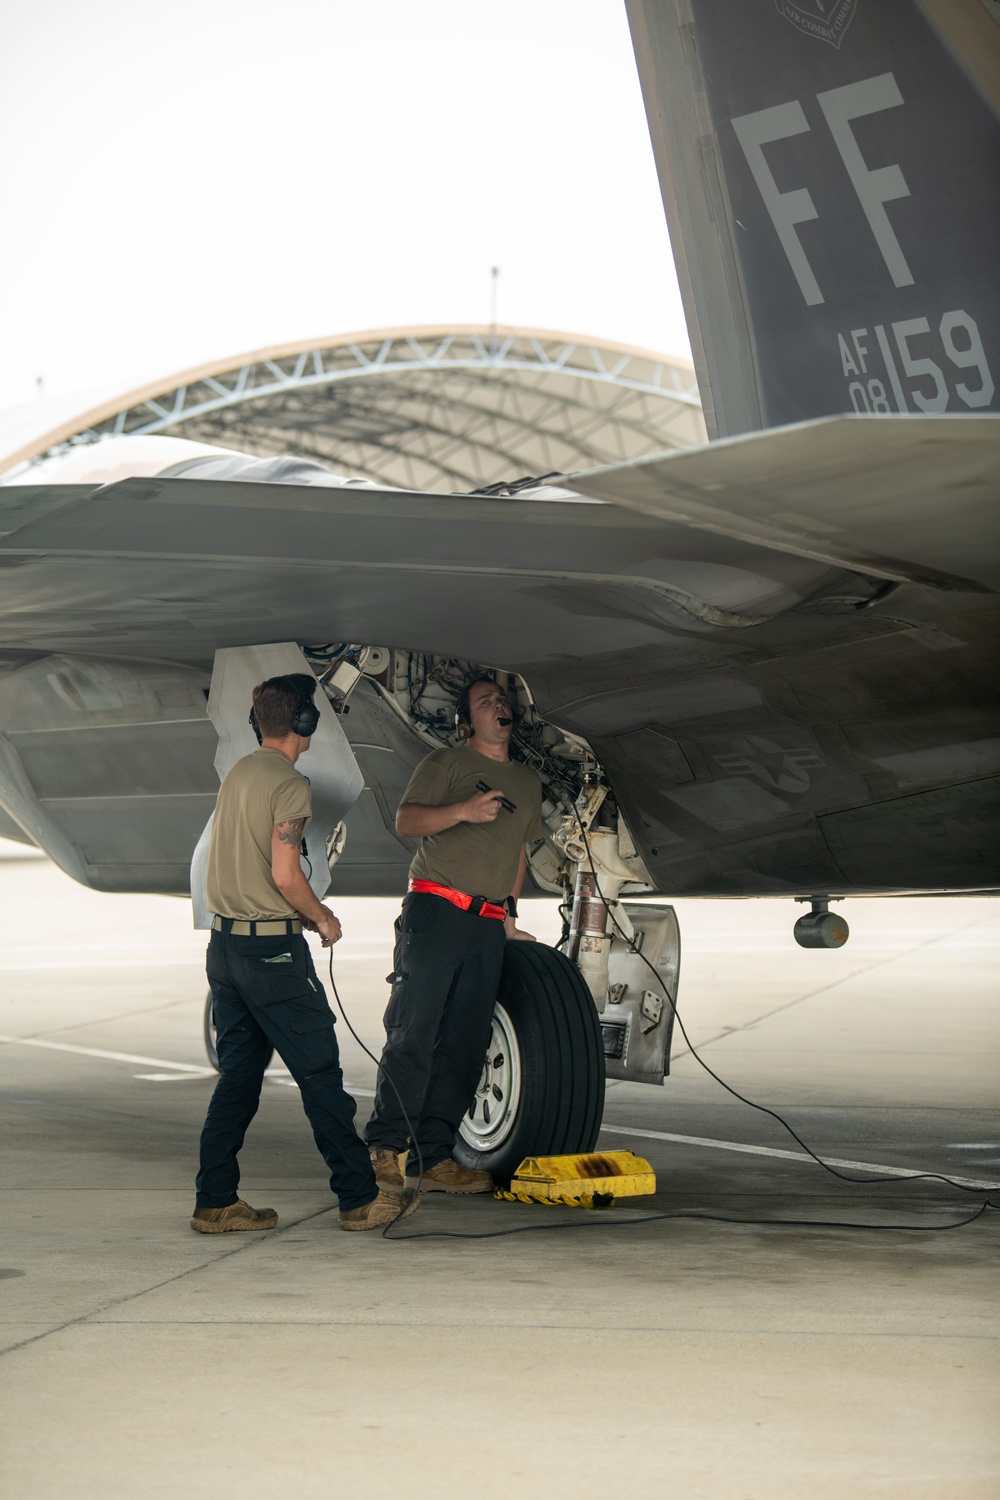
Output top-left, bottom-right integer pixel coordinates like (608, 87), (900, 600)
(12, 326), (704, 492)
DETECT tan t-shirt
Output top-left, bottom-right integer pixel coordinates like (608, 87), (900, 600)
(404, 746), (542, 903)
(206, 749), (312, 920)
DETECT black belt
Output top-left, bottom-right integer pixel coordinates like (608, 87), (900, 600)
(212, 915), (302, 936)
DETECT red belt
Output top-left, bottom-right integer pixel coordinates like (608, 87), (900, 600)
(408, 879), (507, 920)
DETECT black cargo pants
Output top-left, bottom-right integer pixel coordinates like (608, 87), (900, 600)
(364, 893), (506, 1171)
(196, 925), (377, 1212)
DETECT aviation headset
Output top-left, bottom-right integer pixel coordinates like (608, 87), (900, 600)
(454, 675), (515, 738)
(249, 674), (321, 744)
(454, 675), (492, 736)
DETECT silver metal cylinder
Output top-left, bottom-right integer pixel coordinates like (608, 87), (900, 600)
(567, 868), (609, 961)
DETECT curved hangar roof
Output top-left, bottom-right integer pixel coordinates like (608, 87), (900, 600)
(1, 326), (704, 491)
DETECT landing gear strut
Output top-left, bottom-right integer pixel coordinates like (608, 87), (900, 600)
(793, 898), (850, 949)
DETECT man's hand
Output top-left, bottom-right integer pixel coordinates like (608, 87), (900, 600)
(462, 788), (505, 824)
(302, 908), (342, 946)
(504, 915), (536, 942)
(314, 906), (342, 947)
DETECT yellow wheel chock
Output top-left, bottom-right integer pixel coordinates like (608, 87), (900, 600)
(495, 1150), (656, 1208)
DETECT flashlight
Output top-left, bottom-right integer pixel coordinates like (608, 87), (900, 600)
(476, 779), (516, 813)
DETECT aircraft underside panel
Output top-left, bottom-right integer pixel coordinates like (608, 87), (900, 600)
(0, 619), (997, 899)
(525, 622), (1000, 897)
(0, 461), (996, 898)
(0, 653), (218, 892)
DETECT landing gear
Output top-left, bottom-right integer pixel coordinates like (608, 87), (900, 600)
(794, 898), (850, 949)
(202, 991), (274, 1071)
(454, 942), (605, 1186)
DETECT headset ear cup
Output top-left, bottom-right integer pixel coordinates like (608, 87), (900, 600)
(251, 677), (319, 741)
(295, 700), (320, 737)
(455, 720), (470, 742)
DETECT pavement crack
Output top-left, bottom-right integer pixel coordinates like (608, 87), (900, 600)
(0, 1203), (339, 1361)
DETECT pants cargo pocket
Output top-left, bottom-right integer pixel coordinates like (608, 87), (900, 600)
(288, 998), (336, 1034)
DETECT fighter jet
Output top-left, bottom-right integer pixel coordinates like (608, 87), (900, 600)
(0, 0), (997, 1180)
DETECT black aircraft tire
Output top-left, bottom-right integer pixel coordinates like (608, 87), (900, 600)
(453, 942), (606, 1187)
(203, 990), (274, 1072)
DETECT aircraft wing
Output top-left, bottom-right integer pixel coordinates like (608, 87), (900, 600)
(0, 467), (874, 669)
(0, 453), (996, 900)
(564, 413), (1000, 593)
(0, 466), (872, 893)
(1, 413), (996, 666)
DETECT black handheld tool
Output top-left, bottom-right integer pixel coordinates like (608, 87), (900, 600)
(476, 779), (516, 813)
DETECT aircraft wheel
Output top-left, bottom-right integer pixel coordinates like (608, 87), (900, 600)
(454, 942), (605, 1186)
(203, 990), (274, 1072)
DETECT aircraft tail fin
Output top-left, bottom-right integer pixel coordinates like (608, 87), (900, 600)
(627, 0), (1000, 437)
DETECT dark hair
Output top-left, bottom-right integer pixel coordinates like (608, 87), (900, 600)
(456, 674), (497, 726)
(252, 674), (316, 738)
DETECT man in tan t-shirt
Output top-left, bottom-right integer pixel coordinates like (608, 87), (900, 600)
(365, 675), (542, 1196)
(193, 672), (417, 1234)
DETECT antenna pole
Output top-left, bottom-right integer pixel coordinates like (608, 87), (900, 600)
(489, 266), (499, 356)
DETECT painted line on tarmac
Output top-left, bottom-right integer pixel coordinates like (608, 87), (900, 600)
(4, 1031), (995, 1189)
(0, 957), (207, 971)
(0, 1032), (378, 1092)
(269, 1077), (376, 1097)
(0, 1032), (216, 1074)
(599, 1123), (1000, 1191)
(2, 941), (995, 971)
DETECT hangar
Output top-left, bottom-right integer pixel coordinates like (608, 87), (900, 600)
(0, 324), (709, 1174)
(0, 325), (705, 488)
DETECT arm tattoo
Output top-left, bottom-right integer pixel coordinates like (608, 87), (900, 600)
(275, 818), (306, 850)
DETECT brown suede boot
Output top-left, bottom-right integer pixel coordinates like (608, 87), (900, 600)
(405, 1158), (493, 1194)
(369, 1146), (405, 1193)
(339, 1188), (420, 1232)
(191, 1200), (278, 1234)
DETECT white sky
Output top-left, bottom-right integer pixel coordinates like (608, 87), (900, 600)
(0, 0), (690, 416)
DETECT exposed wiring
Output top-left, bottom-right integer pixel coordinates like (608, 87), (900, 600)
(394, 781), (996, 1239)
(322, 901), (994, 1243)
(563, 793), (999, 1209)
(575, 810), (995, 1194)
(387, 1200), (992, 1242)
(317, 730), (996, 1244)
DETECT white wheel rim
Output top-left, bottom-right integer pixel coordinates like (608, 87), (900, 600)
(459, 1002), (522, 1152)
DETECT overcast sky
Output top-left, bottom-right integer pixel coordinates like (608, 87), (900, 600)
(0, 0), (690, 416)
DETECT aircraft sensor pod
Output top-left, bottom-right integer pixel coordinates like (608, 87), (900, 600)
(793, 898), (850, 949)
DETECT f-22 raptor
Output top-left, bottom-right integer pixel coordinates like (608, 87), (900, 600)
(0, 1), (996, 1178)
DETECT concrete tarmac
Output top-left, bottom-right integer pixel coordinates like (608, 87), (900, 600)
(0, 842), (997, 1498)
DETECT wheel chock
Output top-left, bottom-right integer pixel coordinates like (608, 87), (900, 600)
(496, 1150), (656, 1208)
